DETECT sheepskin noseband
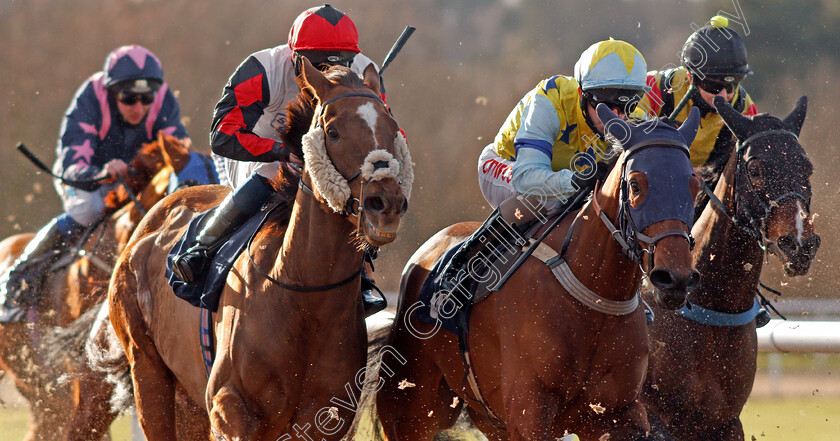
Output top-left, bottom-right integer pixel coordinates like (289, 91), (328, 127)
(301, 126), (414, 213)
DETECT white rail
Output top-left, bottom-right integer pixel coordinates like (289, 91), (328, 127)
(757, 319), (840, 353)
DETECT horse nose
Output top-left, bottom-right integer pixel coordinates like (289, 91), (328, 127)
(778, 234), (821, 259)
(363, 193), (408, 216)
(649, 268), (701, 293)
(804, 234), (821, 258)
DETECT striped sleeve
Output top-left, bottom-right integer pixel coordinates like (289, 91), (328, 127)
(209, 56), (285, 162)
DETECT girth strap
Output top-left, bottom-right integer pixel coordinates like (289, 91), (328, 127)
(200, 307), (215, 377)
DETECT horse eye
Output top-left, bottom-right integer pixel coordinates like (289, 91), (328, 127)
(748, 164), (762, 179)
(629, 180), (641, 195)
(326, 127), (339, 140)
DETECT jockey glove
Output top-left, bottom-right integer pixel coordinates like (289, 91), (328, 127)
(570, 160), (610, 192)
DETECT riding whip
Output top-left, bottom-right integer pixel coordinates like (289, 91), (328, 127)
(379, 26), (415, 76)
(16, 142), (136, 189)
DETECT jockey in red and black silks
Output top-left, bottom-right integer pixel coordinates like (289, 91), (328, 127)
(171, 4), (390, 317)
(209, 5), (384, 188)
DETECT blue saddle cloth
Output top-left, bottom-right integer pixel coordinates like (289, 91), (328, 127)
(168, 152), (219, 193)
(413, 241), (475, 335)
(165, 207), (271, 312)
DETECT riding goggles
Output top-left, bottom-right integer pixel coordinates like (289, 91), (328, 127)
(584, 88), (644, 114)
(115, 90), (155, 105)
(694, 75), (744, 95)
(296, 50), (356, 71)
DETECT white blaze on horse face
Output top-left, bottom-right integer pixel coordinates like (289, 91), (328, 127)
(357, 102), (379, 148)
(796, 200), (806, 245)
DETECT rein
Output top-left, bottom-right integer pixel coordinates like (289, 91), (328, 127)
(243, 202), (364, 293)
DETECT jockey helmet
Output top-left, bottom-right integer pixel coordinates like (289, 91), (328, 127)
(574, 39), (650, 92)
(102, 45), (164, 94)
(288, 4), (361, 54)
(681, 16), (753, 79)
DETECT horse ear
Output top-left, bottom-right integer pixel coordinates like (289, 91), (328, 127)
(157, 132), (173, 168)
(782, 96), (808, 136)
(596, 103), (633, 150)
(713, 95), (751, 139)
(677, 106), (701, 146)
(362, 63), (381, 97)
(298, 56), (333, 101)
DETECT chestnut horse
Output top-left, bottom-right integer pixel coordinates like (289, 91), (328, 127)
(642, 96), (819, 441)
(0, 134), (194, 441)
(106, 59), (412, 440)
(377, 106), (702, 441)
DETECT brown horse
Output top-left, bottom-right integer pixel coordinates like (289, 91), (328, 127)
(105, 58), (412, 440)
(642, 96), (819, 441)
(0, 134), (194, 441)
(377, 106), (702, 441)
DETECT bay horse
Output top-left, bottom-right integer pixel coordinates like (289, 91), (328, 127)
(0, 134), (195, 441)
(642, 96), (819, 441)
(105, 58), (412, 440)
(377, 106), (702, 441)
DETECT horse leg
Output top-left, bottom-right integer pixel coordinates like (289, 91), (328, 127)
(376, 336), (461, 440)
(23, 396), (73, 441)
(110, 282), (178, 440)
(710, 417), (745, 441)
(465, 406), (508, 441)
(208, 384), (258, 441)
(570, 400), (649, 441)
(643, 410), (678, 441)
(175, 384), (212, 440)
(67, 372), (118, 441)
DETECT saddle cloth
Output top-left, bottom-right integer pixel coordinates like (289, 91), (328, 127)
(414, 234), (526, 335)
(165, 207), (271, 312)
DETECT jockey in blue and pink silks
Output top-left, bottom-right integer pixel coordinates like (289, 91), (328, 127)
(0, 45), (190, 322)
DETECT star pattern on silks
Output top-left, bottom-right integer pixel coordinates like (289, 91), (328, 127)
(575, 146), (597, 168)
(70, 140), (95, 165)
(560, 123), (577, 145)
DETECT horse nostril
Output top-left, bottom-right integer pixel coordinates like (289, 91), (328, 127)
(777, 235), (797, 254)
(649, 269), (675, 290)
(803, 235), (821, 258)
(686, 270), (701, 292)
(400, 198), (408, 215)
(364, 196), (386, 213)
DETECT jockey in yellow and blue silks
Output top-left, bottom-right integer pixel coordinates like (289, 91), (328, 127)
(478, 39), (650, 208)
(636, 16), (757, 219)
(435, 39), (651, 298)
(638, 17), (757, 168)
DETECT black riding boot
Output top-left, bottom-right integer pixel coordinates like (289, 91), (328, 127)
(361, 270), (386, 317)
(0, 217), (76, 322)
(171, 174), (275, 283)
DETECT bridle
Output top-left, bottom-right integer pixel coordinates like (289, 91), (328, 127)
(701, 129), (810, 257)
(249, 91), (405, 292)
(592, 142), (695, 274)
(297, 92), (391, 218)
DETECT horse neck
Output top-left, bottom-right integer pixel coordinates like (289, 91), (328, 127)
(564, 179), (641, 303)
(690, 151), (763, 312)
(276, 182), (364, 302)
